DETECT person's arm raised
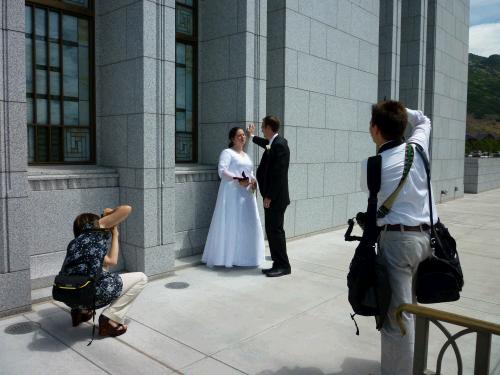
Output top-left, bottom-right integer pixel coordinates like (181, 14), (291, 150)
(406, 108), (431, 155)
(247, 123), (269, 149)
(98, 205), (132, 229)
(103, 226), (119, 267)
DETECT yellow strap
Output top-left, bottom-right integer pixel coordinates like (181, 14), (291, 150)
(54, 280), (92, 290)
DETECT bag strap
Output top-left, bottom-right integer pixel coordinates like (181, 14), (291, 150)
(377, 143), (414, 218)
(411, 143), (436, 236)
(363, 155), (382, 243)
(87, 292), (97, 346)
(350, 155), (382, 334)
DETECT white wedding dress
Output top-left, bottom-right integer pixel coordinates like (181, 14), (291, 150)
(202, 148), (265, 267)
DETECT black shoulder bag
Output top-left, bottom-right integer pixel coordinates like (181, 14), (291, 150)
(347, 155), (391, 334)
(53, 231), (105, 345)
(52, 271), (100, 308)
(52, 269), (101, 345)
(412, 144), (464, 304)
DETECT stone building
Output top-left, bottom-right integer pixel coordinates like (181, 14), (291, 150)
(0, 0), (469, 316)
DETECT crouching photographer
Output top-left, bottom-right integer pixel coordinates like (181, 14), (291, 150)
(55, 205), (147, 338)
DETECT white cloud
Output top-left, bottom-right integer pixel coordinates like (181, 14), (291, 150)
(469, 23), (500, 57)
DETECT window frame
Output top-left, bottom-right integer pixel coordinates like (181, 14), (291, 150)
(26, 0), (96, 165)
(175, 0), (198, 163)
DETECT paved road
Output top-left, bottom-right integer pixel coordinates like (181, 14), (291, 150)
(1, 190), (500, 374)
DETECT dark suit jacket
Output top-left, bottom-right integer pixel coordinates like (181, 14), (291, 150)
(253, 134), (290, 210)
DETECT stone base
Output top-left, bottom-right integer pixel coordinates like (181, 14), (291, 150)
(0, 270), (31, 314)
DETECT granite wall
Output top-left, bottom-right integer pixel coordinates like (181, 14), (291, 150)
(425, 0), (469, 202)
(267, 0), (379, 237)
(0, 0), (31, 316)
(27, 167), (119, 293)
(96, 0), (176, 276)
(464, 158), (500, 194)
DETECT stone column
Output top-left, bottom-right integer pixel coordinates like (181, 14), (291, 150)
(198, 0), (267, 165)
(425, 0), (469, 201)
(96, 0), (176, 276)
(378, 0), (402, 101)
(267, 0), (379, 237)
(400, 0), (427, 109)
(0, 0), (31, 316)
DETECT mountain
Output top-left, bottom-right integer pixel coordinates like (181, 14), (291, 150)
(467, 53), (500, 118)
(466, 54), (500, 152)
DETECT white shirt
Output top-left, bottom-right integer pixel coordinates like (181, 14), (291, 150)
(360, 109), (438, 226)
(269, 133), (278, 146)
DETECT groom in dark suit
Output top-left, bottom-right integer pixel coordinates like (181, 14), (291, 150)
(248, 116), (291, 277)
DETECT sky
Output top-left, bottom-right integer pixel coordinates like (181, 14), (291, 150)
(469, 0), (500, 57)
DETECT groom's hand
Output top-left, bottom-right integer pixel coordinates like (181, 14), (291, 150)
(246, 123), (255, 137)
(264, 197), (271, 209)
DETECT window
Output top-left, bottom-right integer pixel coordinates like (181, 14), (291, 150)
(25, 1), (94, 164)
(175, 0), (197, 162)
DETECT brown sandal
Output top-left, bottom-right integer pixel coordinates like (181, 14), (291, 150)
(98, 314), (127, 337)
(71, 309), (93, 327)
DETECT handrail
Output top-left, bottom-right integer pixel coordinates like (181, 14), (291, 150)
(396, 303), (500, 375)
(396, 303), (500, 336)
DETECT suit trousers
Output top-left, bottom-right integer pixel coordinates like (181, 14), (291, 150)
(264, 207), (290, 269)
(378, 230), (432, 375)
(102, 272), (148, 324)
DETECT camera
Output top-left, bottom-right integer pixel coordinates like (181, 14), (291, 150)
(355, 212), (367, 230)
(344, 211), (367, 242)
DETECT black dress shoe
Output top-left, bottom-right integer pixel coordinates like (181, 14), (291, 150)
(261, 267), (275, 274)
(266, 268), (291, 277)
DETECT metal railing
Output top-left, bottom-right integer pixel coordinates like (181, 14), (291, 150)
(396, 304), (500, 375)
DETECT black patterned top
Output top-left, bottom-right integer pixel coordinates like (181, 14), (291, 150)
(59, 223), (123, 309)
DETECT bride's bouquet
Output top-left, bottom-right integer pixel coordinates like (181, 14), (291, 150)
(233, 171), (257, 194)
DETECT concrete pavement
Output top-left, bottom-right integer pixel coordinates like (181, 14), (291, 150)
(1, 190), (500, 374)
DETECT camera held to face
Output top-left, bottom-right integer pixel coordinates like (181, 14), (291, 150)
(344, 212), (367, 242)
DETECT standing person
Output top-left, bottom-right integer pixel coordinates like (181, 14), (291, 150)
(59, 205), (148, 337)
(202, 127), (265, 268)
(247, 116), (291, 277)
(360, 101), (437, 374)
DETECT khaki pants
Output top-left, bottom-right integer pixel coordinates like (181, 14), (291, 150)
(102, 272), (147, 324)
(379, 230), (432, 375)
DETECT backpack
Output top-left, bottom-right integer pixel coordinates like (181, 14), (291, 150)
(347, 155), (391, 333)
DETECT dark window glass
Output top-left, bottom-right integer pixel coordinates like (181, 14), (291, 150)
(176, 0), (193, 6)
(175, 1), (197, 162)
(176, 7), (193, 36)
(65, 127), (90, 161)
(25, 2), (94, 164)
(63, 0), (89, 8)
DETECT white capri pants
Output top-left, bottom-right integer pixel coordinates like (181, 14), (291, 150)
(101, 272), (148, 324)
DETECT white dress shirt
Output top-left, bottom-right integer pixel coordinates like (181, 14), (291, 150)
(360, 109), (438, 226)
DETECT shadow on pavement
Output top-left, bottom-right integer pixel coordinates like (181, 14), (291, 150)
(256, 357), (380, 375)
(197, 264), (264, 278)
(26, 313), (106, 352)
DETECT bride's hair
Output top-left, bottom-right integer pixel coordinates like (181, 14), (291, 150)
(228, 127), (243, 148)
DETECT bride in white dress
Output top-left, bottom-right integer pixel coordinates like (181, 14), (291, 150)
(202, 127), (265, 268)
